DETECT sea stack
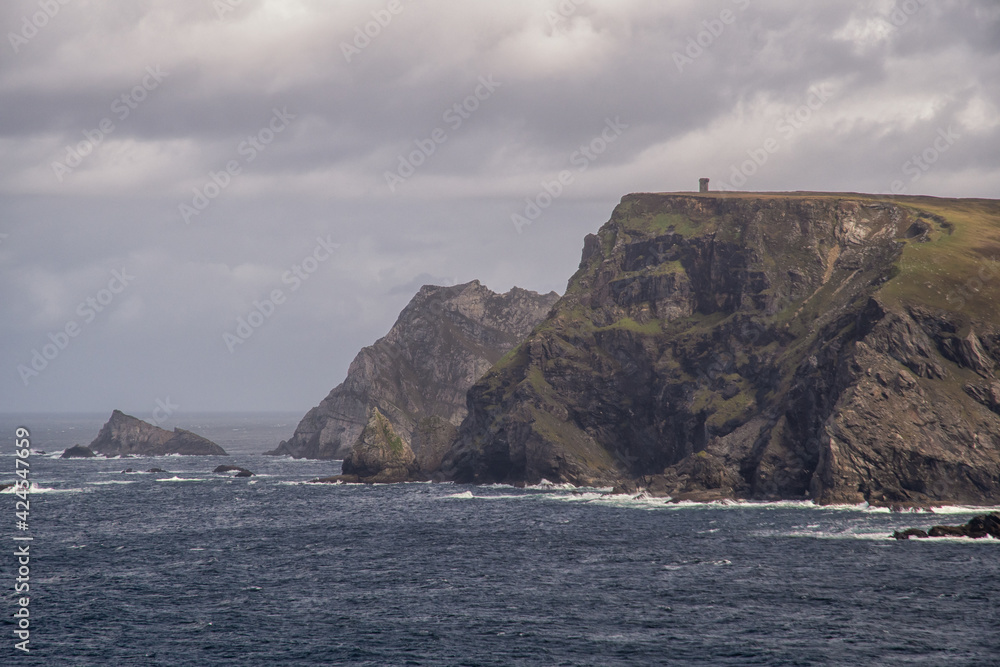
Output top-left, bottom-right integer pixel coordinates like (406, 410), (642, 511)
(341, 408), (418, 483)
(89, 410), (227, 457)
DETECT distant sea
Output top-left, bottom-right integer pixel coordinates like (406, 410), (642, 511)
(2, 414), (998, 665)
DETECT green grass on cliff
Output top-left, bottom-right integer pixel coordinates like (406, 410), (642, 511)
(879, 197), (1000, 322)
(617, 192), (1000, 324)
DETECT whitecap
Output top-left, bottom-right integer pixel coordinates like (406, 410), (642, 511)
(2, 482), (86, 494)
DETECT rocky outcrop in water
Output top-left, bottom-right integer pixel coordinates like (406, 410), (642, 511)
(62, 445), (96, 458)
(89, 410), (227, 457)
(310, 408), (419, 484)
(267, 280), (558, 461)
(893, 513), (1000, 539)
(439, 193), (1000, 506)
(342, 408), (418, 482)
(213, 465), (254, 477)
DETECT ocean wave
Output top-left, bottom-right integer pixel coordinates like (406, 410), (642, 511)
(155, 476), (207, 482)
(1, 482), (87, 494)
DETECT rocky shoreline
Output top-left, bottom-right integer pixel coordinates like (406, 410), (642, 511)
(892, 512), (1000, 540)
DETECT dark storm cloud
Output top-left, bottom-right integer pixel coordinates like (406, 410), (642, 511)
(1, 0), (997, 413)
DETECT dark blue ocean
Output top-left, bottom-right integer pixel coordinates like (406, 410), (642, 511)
(2, 414), (998, 666)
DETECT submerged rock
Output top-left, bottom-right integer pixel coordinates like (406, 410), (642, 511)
(61, 445), (96, 458)
(89, 410), (227, 457)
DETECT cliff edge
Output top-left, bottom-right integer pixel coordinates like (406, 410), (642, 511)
(439, 193), (1000, 506)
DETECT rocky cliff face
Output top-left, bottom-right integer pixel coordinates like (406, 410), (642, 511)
(267, 280), (559, 461)
(440, 193), (1000, 506)
(89, 410), (227, 456)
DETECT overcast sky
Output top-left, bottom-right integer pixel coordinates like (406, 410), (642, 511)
(1, 0), (998, 419)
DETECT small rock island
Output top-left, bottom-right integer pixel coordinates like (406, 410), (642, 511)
(85, 410), (227, 457)
(61, 444), (97, 458)
(893, 513), (1000, 540)
(311, 408), (420, 484)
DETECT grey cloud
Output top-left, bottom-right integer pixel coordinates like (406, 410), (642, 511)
(1, 0), (997, 413)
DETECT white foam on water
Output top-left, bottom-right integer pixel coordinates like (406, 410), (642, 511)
(2, 482), (86, 494)
(155, 476), (206, 482)
(923, 505), (1000, 515)
(901, 535), (1000, 544)
(442, 491), (475, 499)
(526, 479), (577, 490)
(771, 529), (895, 541)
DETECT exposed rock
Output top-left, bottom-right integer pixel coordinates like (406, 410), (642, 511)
(0, 483), (15, 492)
(61, 445), (96, 458)
(439, 193), (1000, 505)
(412, 416), (458, 475)
(213, 465), (254, 476)
(147, 468), (168, 473)
(121, 468), (135, 473)
(89, 410), (227, 457)
(339, 408), (418, 483)
(893, 513), (1000, 539)
(892, 528), (929, 540)
(266, 280), (559, 461)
